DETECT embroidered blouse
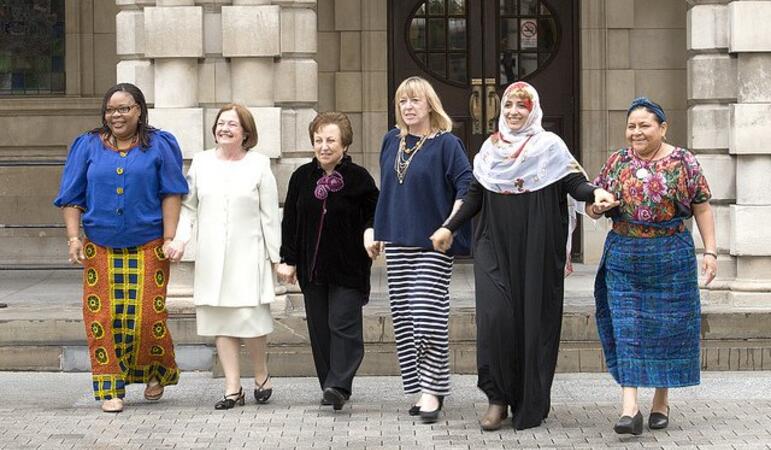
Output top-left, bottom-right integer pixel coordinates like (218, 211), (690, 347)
(593, 147), (711, 238)
(54, 130), (189, 248)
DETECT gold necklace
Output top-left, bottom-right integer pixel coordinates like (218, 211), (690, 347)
(394, 134), (428, 184)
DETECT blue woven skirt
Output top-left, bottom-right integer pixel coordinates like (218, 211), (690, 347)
(594, 230), (701, 388)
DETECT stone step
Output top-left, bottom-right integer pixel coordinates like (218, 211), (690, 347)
(2, 303), (770, 374)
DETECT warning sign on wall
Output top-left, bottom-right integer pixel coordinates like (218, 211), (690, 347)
(520, 18), (538, 49)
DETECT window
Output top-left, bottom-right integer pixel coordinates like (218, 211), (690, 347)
(0, 0), (66, 95)
(408, 0), (468, 85)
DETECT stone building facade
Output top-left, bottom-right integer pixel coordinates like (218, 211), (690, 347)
(0, 0), (769, 305)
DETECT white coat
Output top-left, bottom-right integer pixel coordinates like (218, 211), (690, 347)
(175, 149), (280, 307)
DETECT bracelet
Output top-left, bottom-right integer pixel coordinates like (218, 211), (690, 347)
(703, 251), (718, 259)
(67, 236), (81, 245)
(163, 236), (174, 241)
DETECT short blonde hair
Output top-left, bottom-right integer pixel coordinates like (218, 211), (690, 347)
(393, 76), (453, 137)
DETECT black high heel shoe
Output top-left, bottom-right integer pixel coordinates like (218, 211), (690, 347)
(254, 374), (272, 404)
(214, 387), (245, 410)
(648, 406), (669, 430)
(419, 395), (444, 424)
(614, 411), (643, 435)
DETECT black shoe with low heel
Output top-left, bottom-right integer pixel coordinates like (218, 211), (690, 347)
(254, 374), (272, 404)
(648, 406), (669, 430)
(408, 404), (420, 416)
(419, 396), (444, 424)
(214, 387), (245, 410)
(323, 387), (347, 411)
(614, 411), (643, 435)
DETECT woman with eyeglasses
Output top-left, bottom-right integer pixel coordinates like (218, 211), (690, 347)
(54, 83), (189, 413)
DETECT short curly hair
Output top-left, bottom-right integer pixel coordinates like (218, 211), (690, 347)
(308, 112), (354, 149)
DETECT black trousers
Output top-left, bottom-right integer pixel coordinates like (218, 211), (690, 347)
(302, 283), (365, 396)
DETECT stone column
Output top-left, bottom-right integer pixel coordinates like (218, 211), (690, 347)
(688, 0), (771, 305)
(727, 1), (771, 305)
(115, 0), (320, 312)
(687, 1), (736, 304)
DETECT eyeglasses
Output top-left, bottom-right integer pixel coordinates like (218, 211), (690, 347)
(105, 104), (138, 115)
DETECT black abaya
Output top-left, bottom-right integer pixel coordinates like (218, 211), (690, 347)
(446, 173), (595, 430)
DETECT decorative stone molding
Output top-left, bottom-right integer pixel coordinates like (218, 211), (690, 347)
(116, 60), (155, 103)
(728, 1), (771, 52)
(148, 108), (205, 159)
(729, 103), (771, 155)
(144, 6), (204, 58)
(221, 6), (281, 57)
(154, 59), (199, 108)
(116, 10), (145, 56)
(230, 58), (275, 106)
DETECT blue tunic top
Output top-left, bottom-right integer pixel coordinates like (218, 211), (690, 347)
(374, 128), (472, 255)
(54, 130), (189, 248)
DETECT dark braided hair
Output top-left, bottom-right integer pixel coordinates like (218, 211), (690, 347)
(90, 83), (156, 150)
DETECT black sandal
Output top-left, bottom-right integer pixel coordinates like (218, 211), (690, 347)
(214, 387), (245, 410)
(254, 374), (272, 404)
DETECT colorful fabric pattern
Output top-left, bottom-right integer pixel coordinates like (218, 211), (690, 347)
(595, 229), (701, 387)
(592, 147), (711, 237)
(82, 238), (179, 400)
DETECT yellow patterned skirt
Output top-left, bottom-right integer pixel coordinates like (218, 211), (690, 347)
(81, 238), (179, 400)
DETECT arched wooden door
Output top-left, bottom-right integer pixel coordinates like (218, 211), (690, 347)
(388, 0), (579, 161)
(388, 0), (581, 257)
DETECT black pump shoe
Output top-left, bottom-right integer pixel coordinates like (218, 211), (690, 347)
(408, 404), (420, 416)
(419, 396), (444, 424)
(214, 387), (245, 410)
(648, 406), (670, 430)
(254, 374), (272, 404)
(323, 387), (347, 411)
(614, 411), (643, 435)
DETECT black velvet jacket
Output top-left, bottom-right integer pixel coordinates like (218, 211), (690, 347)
(280, 155), (379, 294)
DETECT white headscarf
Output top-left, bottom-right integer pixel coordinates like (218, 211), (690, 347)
(473, 81), (589, 277)
(473, 81), (586, 194)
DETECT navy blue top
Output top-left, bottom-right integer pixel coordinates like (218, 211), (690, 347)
(374, 128), (472, 255)
(54, 130), (189, 248)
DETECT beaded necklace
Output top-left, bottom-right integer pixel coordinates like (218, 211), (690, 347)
(394, 133), (429, 184)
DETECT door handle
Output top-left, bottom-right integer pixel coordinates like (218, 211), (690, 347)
(484, 79), (500, 134)
(469, 78), (483, 135)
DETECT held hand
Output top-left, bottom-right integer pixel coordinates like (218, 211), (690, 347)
(164, 240), (186, 262)
(68, 239), (85, 265)
(363, 228), (382, 260)
(592, 188), (620, 214)
(429, 227), (453, 253)
(701, 254), (717, 286)
(277, 263), (297, 285)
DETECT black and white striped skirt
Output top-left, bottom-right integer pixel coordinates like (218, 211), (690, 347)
(385, 246), (453, 396)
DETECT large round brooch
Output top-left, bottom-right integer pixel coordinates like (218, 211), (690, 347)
(635, 168), (650, 179)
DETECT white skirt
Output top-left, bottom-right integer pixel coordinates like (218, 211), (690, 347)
(196, 305), (273, 338)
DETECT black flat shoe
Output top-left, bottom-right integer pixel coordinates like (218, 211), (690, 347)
(648, 406), (669, 430)
(321, 396), (332, 406)
(614, 411), (643, 435)
(254, 374), (272, 404)
(323, 387), (347, 411)
(408, 404), (420, 416)
(214, 387), (245, 410)
(419, 395), (444, 424)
